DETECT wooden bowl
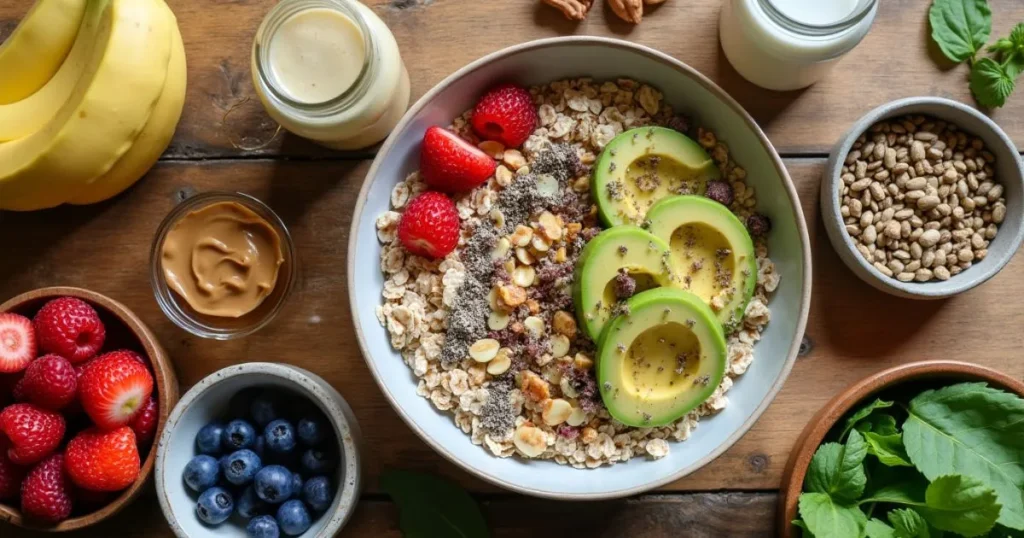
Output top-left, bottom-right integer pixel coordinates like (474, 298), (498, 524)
(0, 287), (179, 532)
(778, 360), (1024, 537)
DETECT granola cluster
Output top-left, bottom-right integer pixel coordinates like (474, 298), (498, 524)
(375, 78), (779, 468)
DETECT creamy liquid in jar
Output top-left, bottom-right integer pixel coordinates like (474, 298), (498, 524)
(252, 0), (410, 150)
(719, 0), (877, 91)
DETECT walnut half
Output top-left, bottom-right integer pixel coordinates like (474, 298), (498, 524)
(607, 0), (643, 23)
(542, 0), (594, 21)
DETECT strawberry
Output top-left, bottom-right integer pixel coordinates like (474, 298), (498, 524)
(397, 192), (460, 259)
(33, 297), (106, 364)
(0, 313), (36, 373)
(470, 83), (538, 148)
(129, 396), (158, 446)
(96, 349), (148, 370)
(0, 404), (65, 465)
(78, 353), (154, 430)
(20, 454), (72, 522)
(64, 427), (140, 492)
(21, 354), (77, 411)
(419, 126), (496, 192)
(0, 451), (25, 500)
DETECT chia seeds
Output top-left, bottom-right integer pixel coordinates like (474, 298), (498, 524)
(481, 376), (515, 436)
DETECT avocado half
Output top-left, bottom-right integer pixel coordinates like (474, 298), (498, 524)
(592, 126), (720, 227)
(645, 195), (757, 329)
(597, 288), (727, 427)
(572, 226), (679, 342)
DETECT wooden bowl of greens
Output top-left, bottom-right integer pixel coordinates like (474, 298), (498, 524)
(779, 361), (1024, 538)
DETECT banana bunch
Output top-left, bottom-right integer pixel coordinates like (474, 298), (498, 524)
(0, 0), (187, 211)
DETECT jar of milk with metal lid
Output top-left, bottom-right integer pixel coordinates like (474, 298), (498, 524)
(719, 0), (878, 91)
(252, 0), (410, 150)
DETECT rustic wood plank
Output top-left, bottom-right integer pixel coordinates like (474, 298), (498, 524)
(2, 157), (1023, 496)
(3, 0), (1024, 158)
(2, 492), (777, 537)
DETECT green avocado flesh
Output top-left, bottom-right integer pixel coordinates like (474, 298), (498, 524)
(592, 127), (720, 227)
(597, 288), (727, 427)
(645, 195), (757, 329)
(572, 226), (679, 342)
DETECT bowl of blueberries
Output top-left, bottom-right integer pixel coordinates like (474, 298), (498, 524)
(154, 363), (362, 537)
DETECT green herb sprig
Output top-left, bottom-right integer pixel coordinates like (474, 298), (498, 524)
(792, 383), (1024, 538)
(929, 0), (1024, 108)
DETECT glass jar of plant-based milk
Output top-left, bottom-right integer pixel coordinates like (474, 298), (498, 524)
(252, 0), (410, 150)
(719, 0), (878, 91)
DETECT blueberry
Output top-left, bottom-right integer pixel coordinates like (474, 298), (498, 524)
(221, 449), (262, 485)
(288, 472), (303, 499)
(296, 418), (327, 446)
(250, 395), (281, 427)
(300, 448), (336, 475)
(183, 455), (220, 492)
(275, 499), (311, 536)
(196, 423), (225, 455)
(223, 419), (257, 451)
(302, 476), (332, 512)
(254, 465), (294, 504)
(264, 419), (297, 453)
(196, 486), (234, 525)
(237, 485), (267, 518)
(247, 514), (280, 538)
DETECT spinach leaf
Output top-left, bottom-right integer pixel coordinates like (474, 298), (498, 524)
(799, 492), (866, 538)
(903, 383), (1024, 530)
(970, 57), (1016, 108)
(889, 508), (932, 537)
(842, 398), (894, 439)
(918, 475), (1001, 536)
(929, 0), (992, 63)
(859, 413), (900, 437)
(860, 479), (928, 506)
(867, 518), (898, 538)
(806, 431), (869, 502)
(380, 469), (490, 538)
(864, 431), (914, 467)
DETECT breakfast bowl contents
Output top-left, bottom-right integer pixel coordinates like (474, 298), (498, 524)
(822, 97), (1024, 299)
(156, 363), (362, 538)
(150, 192), (297, 340)
(779, 361), (1024, 538)
(350, 37), (811, 498)
(0, 287), (178, 531)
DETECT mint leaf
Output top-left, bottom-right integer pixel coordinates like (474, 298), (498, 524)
(799, 492), (866, 538)
(380, 470), (490, 538)
(806, 431), (869, 502)
(867, 518), (898, 538)
(864, 431), (914, 467)
(842, 398), (894, 439)
(793, 519), (817, 537)
(903, 382), (1024, 529)
(919, 475), (1001, 536)
(971, 57), (1016, 108)
(858, 413), (900, 436)
(860, 480), (928, 506)
(889, 508), (932, 537)
(929, 0), (992, 63)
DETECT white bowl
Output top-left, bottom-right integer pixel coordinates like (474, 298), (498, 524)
(348, 36), (812, 499)
(155, 363), (363, 537)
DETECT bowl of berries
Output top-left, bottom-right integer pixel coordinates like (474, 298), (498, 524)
(0, 286), (178, 531)
(155, 363), (362, 538)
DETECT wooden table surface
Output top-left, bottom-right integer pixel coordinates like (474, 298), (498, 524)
(3, 0), (1024, 536)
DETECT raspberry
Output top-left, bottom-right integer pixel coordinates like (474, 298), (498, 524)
(0, 403), (66, 465)
(20, 454), (72, 523)
(419, 126), (497, 192)
(0, 451), (25, 500)
(64, 427), (140, 492)
(79, 352), (154, 430)
(0, 313), (36, 373)
(21, 354), (77, 411)
(33, 297), (106, 364)
(470, 83), (538, 148)
(129, 396), (159, 446)
(397, 192), (460, 259)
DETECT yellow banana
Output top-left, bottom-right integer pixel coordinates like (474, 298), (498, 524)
(0, 0), (87, 104)
(0, 0), (172, 211)
(0, 0), (108, 142)
(69, 3), (186, 205)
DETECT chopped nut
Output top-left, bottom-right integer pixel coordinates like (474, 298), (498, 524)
(523, 316), (545, 337)
(487, 310), (510, 330)
(513, 424), (547, 457)
(607, 0), (642, 23)
(538, 211), (563, 241)
(491, 237), (511, 260)
(542, 398), (573, 426)
(566, 406), (587, 427)
(469, 338), (500, 363)
(515, 247), (536, 265)
(552, 310), (578, 338)
(503, 148), (527, 169)
(520, 371), (551, 401)
(510, 225), (534, 247)
(512, 266), (536, 287)
(565, 222), (582, 241)
(525, 298), (541, 314)
(487, 350), (512, 375)
(573, 353), (594, 370)
(560, 376), (578, 398)
(498, 284), (527, 307)
(580, 426), (598, 444)
(554, 246), (567, 263)
(478, 140), (505, 159)
(550, 334), (570, 358)
(530, 233), (551, 253)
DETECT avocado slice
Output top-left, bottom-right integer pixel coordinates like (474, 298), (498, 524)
(646, 195), (757, 329)
(592, 127), (721, 227)
(572, 226), (679, 342)
(597, 288), (727, 427)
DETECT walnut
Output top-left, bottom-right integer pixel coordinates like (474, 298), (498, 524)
(608, 0), (643, 23)
(541, 0), (594, 20)
(519, 371), (551, 402)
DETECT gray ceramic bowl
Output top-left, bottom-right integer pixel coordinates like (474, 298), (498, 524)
(348, 36), (812, 499)
(822, 97), (1024, 299)
(155, 363), (362, 537)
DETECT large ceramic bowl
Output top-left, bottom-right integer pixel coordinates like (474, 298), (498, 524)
(348, 36), (812, 499)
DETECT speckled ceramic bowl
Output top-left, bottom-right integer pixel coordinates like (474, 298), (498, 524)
(155, 363), (362, 538)
(822, 97), (1024, 299)
(348, 36), (812, 499)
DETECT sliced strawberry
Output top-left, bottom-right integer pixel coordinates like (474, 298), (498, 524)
(0, 313), (36, 373)
(78, 354), (154, 431)
(419, 126), (496, 193)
